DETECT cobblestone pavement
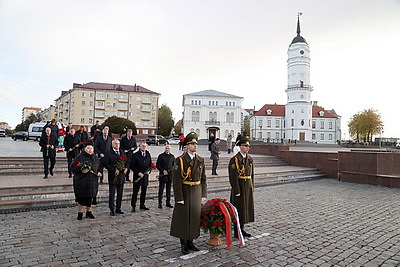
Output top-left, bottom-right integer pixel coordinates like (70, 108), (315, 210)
(1, 179), (400, 266)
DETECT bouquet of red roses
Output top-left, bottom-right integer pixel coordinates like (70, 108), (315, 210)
(72, 160), (97, 175)
(114, 156), (128, 184)
(200, 198), (244, 248)
(134, 162), (157, 183)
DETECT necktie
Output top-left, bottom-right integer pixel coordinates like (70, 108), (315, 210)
(142, 152), (145, 157)
(116, 150), (120, 156)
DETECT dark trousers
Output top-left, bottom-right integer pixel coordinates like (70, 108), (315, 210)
(131, 185), (147, 208)
(158, 181), (172, 206)
(109, 183), (124, 211)
(43, 156), (56, 176)
(67, 154), (75, 175)
(212, 159), (218, 175)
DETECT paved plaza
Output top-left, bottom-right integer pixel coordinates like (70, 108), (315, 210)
(1, 178), (400, 266)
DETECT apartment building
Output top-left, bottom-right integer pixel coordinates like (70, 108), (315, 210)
(54, 82), (160, 135)
(22, 107), (42, 122)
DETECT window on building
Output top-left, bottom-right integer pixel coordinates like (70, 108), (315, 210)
(209, 101), (211, 105)
(312, 120), (316, 129)
(320, 121), (325, 129)
(90, 101), (94, 106)
(120, 103), (127, 109)
(267, 120), (271, 128)
(226, 101), (228, 106)
(216, 101), (218, 106)
(119, 112), (126, 116)
(96, 110), (103, 116)
(191, 100), (194, 105)
(329, 121), (333, 129)
(321, 134), (325, 140)
(81, 101), (86, 106)
(196, 128), (200, 136)
(190, 128), (195, 132)
(137, 96), (141, 101)
(89, 93), (94, 98)
(209, 112), (217, 122)
(112, 103), (117, 108)
(120, 95), (127, 99)
(105, 111), (110, 115)
(199, 100), (201, 105)
(225, 130), (229, 138)
(226, 112), (234, 123)
(267, 132), (271, 138)
(233, 102), (235, 106)
(81, 109), (85, 115)
(80, 118), (85, 123)
(143, 129), (148, 134)
(151, 130), (155, 134)
(275, 119), (280, 128)
(312, 133), (316, 140)
(82, 92), (86, 97)
(97, 93), (104, 98)
(291, 119), (294, 127)
(107, 94), (111, 99)
(136, 104), (141, 109)
(152, 105), (156, 110)
(89, 110), (93, 115)
(89, 118), (93, 124)
(329, 134), (333, 140)
(152, 97), (156, 102)
(96, 101), (104, 107)
(192, 111), (200, 122)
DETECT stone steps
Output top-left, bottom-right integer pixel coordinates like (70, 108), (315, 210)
(0, 169), (325, 213)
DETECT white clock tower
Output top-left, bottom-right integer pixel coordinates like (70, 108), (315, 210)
(285, 14), (313, 141)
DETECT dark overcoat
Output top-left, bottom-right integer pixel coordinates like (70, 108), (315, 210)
(94, 135), (112, 156)
(120, 135), (137, 158)
(63, 133), (80, 158)
(229, 152), (255, 224)
(156, 152), (175, 183)
(210, 142), (220, 160)
(76, 130), (89, 144)
(39, 135), (57, 158)
(72, 151), (100, 198)
(130, 150), (152, 187)
(170, 153), (207, 240)
(103, 149), (128, 185)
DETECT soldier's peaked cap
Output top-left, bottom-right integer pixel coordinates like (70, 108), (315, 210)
(183, 132), (198, 146)
(237, 136), (250, 146)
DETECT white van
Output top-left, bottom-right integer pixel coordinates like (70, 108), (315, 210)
(28, 122), (46, 141)
(0, 129), (6, 137)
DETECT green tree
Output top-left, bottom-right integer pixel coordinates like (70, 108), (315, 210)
(15, 113), (40, 131)
(158, 104), (174, 136)
(348, 109), (383, 143)
(103, 116), (136, 135)
(174, 119), (182, 135)
(242, 116), (250, 137)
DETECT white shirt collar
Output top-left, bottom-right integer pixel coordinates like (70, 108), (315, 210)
(240, 152), (247, 158)
(188, 153), (195, 160)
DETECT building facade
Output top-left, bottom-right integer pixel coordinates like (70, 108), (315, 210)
(37, 105), (56, 122)
(182, 89), (243, 140)
(54, 82), (160, 135)
(250, 16), (341, 144)
(22, 107), (42, 122)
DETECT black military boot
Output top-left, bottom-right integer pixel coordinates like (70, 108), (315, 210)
(180, 239), (189, 254)
(187, 240), (199, 251)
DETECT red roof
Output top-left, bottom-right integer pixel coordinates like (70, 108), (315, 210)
(72, 82), (160, 95)
(23, 107), (42, 111)
(254, 104), (285, 116)
(254, 104), (339, 118)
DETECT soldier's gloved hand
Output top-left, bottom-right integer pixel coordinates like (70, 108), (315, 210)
(177, 201), (184, 205)
(201, 197), (207, 203)
(235, 193), (240, 197)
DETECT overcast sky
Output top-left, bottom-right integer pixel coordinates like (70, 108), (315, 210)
(1, 0), (399, 138)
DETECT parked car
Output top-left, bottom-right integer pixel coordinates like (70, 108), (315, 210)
(28, 122), (46, 141)
(12, 131), (28, 141)
(146, 135), (168, 146)
(167, 137), (180, 145)
(0, 129), (5, 137)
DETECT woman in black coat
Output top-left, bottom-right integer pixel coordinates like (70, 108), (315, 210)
(76, 125), (89, 152)
(71, 140), (102, 220)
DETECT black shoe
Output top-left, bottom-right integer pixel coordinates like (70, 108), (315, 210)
(43, 175), (48, 179)
(180, 239), (189, 254)
(241, 230), (251, 237)
(86, 211), (95, 219)
(110, 211), (115, 216)
(158, 204), (162, 209)
(187, 240), (199, 251)
(100, 179), (103, 184)
(116, 210), (124, 214)
(166, 204), (173, 208)
(49, 170), (54, 176)
(131, 207), (136, 212)
(125, 179), (131, 182)
(140, 206), (149, 210)
(77, 212), (83, 220)
(68, 174), (72, 178)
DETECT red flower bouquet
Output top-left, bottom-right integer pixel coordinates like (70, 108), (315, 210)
(200, 198), (243, 248)
(72, 160), (97, 175)
(116, 156), (128, 171)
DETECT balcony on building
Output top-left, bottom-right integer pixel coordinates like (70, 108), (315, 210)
(205, 120), (221, 126)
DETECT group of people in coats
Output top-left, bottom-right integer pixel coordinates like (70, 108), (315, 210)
(64, 125), (254, 255)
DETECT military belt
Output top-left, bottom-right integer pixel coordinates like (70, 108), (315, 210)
(182, 180), (201, 186)
(238, 176), (251, 180)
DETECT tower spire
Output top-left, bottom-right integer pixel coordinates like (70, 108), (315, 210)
(297, 12), (302, 36)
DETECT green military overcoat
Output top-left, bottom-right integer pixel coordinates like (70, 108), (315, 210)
(170, 152), (207, 240)
(229, 152), (255, 224)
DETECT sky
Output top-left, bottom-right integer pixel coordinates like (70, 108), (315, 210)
(0, 0), (399, 139)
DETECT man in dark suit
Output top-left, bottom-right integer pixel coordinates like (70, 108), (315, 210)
(90, 120), (103, 142)
(130, 142), (153, 212)
(156, 144), (175, 209)
(210, 138), (220, 175)
(120, 129), (137, 181)
(94, 127), (112, 183)
(39, 127), (58, 179)
(64, 128), (80, 178)
(103, 139), (128, 216)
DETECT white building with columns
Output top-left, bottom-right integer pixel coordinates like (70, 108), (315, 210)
(182, 90), (243, 140)
(250, 16), (341, 144)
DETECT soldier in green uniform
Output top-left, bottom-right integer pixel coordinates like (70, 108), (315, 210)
(228, 136), (254, 237)
(170, 132), (207, 254)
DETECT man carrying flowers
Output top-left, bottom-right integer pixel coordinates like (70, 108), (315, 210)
(228, 135), (255, 237)
(103, 139), (128, 216)
(170, 132), (207, 254)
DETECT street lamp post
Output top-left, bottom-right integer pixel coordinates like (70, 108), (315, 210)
(259, 125), (262, 141)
